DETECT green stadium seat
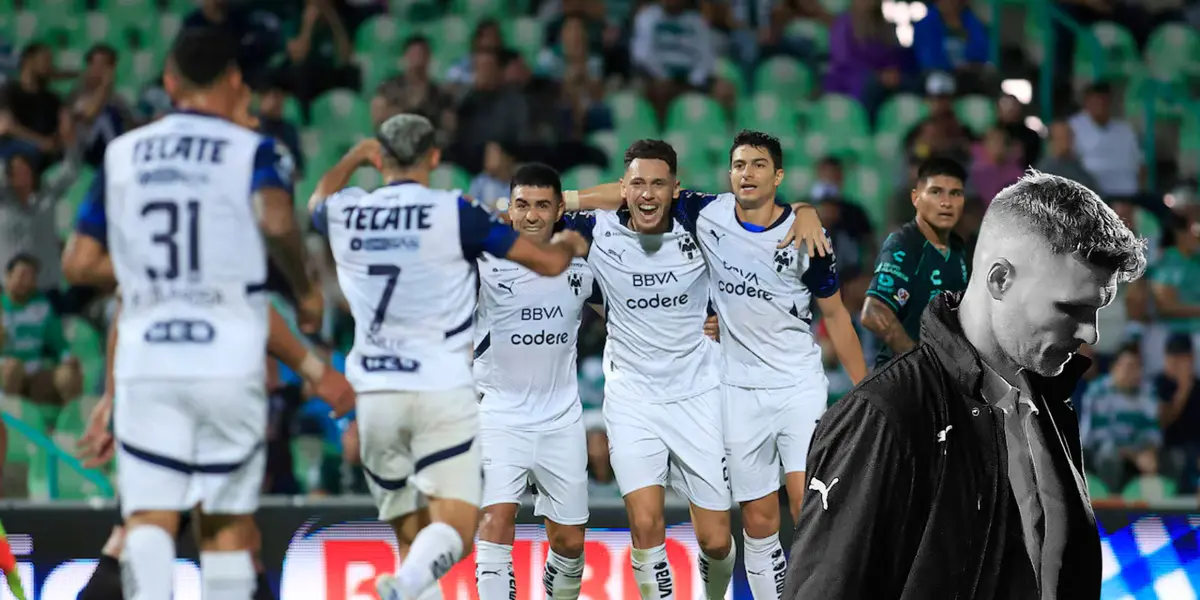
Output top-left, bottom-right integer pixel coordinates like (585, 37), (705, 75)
(421, 16), (474, 70)
(1180, 113), (1200, 176)
(805, 94), (870, 158)
(2, 396), (45, 465)
(818, 0), (849, 12)
(503, 17), (544, 64)
(356, 53), (397, 98)
(1143, 23), (1200, 85)
(15, 10), (82, 49)
(389, 0), (443, 22)
(663, 130), (718, 180)
(586, 130), (621, 179)
(876, 94), (927, 135)
(954, 95), (996, 134)
(431, 164), (472, 191)
(1121, 474), (1178, 502)
(1123, 74), (1187, 121)
(1085, 472), (1111, 499)
(754, 56), (812, 99)
(843, 163), (889, 229)
(784, 19), (829, 56)
(452, 0), (508, 18)
(152, 14), (183, 56)
(1074, 21), (1138, 82)
(606, 91), (659, 137)
(715, 57), (746, 96)
(780, 164), (815, 202)
(561, 165), (607, 191)
(311, 90), (373, 133)
(872, 131), (905, 170)
(116, 49), (163, 94)
(677, 164), (723, 195)
(735, 93), (799, 138)
(355, 16), (412, 56)
(665, 93), (728, 157)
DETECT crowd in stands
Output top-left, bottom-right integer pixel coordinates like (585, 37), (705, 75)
(0, 0), (1197, 506)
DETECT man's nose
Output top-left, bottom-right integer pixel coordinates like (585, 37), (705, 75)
(1076, 321), (1099, 346)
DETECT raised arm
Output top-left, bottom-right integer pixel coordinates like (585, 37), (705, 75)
(62, 173), (117, 289)
(308, 138), (381, 214)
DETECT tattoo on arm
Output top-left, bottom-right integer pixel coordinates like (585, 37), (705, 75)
(861, 297), (916, 354)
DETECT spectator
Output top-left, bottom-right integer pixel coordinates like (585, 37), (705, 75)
(1068, 81), (1143, 198)
(1035, 120), (1099, 191)
(968, 126), (1023, 203)
(809, 158), (878, 301)
(1155, 334), (1200, 494)
(547, 17), (613, 142)
(1149, 210), (1200, 369)
(0, 150), (80, 298)
(277, 0), (359, 107)
(995, 94), (1039, 167)
(630, 0), (716, 121)
(910, 0), (991, 82)
(824, 0), (913, 117)
(256, 80), (306, 182)
(0, 43), (66, 167)
(539, 15), (606, 84)
(1080, 343), (1161, 492)
(371, 35), (454, 144)
(903, 72), (973, 166)
(0, 254), (81, 411)
(446, 19), (505, 94)
(67, 45), (132, 169)
(468, 141), (516, 209)
(449, 49), (530, 173)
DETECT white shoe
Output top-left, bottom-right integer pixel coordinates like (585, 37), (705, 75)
(375, 574), (408, 600)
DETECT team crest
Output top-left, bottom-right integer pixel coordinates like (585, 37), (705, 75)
(773, 246), (796, 273)
(678, 233), (698, 260)
(895, 288), (910, 306)
(568, 272), (583, 295)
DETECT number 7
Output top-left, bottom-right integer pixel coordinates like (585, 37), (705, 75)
(367, 264), (400, 333)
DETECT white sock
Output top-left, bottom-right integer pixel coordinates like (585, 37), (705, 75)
(475, 541), (515, 600)
(415, 585), (445, 600)
(743, 532), (786, 600)
(120, 525), (176, 600)
(393, 522), (465, 598)
(543, 549), (584, 600)
(200, 550), (256, 600)
(630, 544), (673, 600)
(698, 539), (736, 600)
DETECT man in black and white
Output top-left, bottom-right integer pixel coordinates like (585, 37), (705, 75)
(783, 171), (1147, 599)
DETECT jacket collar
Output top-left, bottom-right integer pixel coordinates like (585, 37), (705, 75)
(920, 292), (1091, 406)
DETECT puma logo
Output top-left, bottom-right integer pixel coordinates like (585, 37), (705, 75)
(497, 281), (514, 295)
(937, 425), (953, 443)
(809, 476), (840, 511)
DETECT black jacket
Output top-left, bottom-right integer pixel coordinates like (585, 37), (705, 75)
(782, 292), (1101, 600)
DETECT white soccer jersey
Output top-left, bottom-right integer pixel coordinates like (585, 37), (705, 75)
(569, 210), (719, 403)
(316, 181), (518, 393)
(474, 254), (594, 429)
(689, 192), (840, 388)
(74, 110), (294, 381)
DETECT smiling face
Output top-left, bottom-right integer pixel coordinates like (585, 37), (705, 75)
(621, 158), (678, 233)
(729, 144), (783, 206)
(912, 174), (965, 232)
(509, 185), (563, 243)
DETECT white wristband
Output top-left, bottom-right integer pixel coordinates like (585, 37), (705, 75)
(299, 351), (326, 383)
(563, 190), (580, 211)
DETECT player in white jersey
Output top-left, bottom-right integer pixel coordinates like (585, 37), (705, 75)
(473, 163), (595, 600)
(309, 115), (590, 600)
(69, 28), (322, 600)
(567, 132), (865, 600)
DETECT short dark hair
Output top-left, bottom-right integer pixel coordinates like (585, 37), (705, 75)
(86, 44), (118, 65)
(916, 156), (967, 186)
(5, 253), (39, 274)
(624, 139), (677, 175)
(817, 155), (843, 170)
(987, 170), (1147, 282)
(168, 28), (239, 88)
(510, 163), (562, 199)
(18, 43), (48, 68)
(403, 35), (430, 52)
(730, 129), (783, 170)
(1116, 341), (1141, 359)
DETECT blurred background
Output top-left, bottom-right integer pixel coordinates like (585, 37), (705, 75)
(0, 0), (1198, 596)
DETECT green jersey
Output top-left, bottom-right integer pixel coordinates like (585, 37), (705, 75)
(866, 221), (970, 366)
(1150, 247), (1200, 334)
(1, 292), (68, 371)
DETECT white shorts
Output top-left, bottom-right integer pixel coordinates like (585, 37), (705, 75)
(114, 377), (267, 518)
(480, 417), (589, 526)
(357, 387), (482, 522)
(603, 388), (731, 511)
(723, 381), (827, 503)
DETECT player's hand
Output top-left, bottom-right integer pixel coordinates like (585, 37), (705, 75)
(77, 392), (115, 469)
(296, 288), (325, 335)
(778, 204), (832, 257)
(704, 315), (720, 342)
(350, 138), (382, 168)
(312, 368), (355, 417)
(551, 230), (590, 257)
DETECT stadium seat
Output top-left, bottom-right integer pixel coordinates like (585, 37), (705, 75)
(606, 91), (660, 137)
(780, 163), (815, 202)
(663, 130), (719, 180)
(1, 396), (45, 465)
(1143, 23), (1200, 85)
(355, 15), (412, 56)
(116, 49), (163, 95)
(715, 57), (746, 96)
(754, 56), (812, 99)
(430, 164), (472, 191)
(805, 94), (869, 158)
(1121, 474), (1178, 502)
(1180, 113), (1200, 176)
(1123, 74), (1187, 121)
(953, 95), (996, 134)
(585, 130), (621, 179)
(561, 165), (607, 191)
(356, 53), (396, 97)
(152, 13), (182, 56)
(784, 19), (830, 56)
(452, 0), (508, 19)
(1073, 21), (1138, 82)
(735, 93), (800, 138)
(842, 163), (888, 229)
(665, 93), (728, 156)
(818, 0), (849, 12)
(1085, 472), (1111, 499)
(502, 17), (544, 64)
(310, 90), (373, 133)
(15, 10), (81, 49)
(420, 16), (474, 70)
(876, 94), (927, 136)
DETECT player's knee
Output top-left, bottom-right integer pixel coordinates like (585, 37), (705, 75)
(548, 524), (585, 559)
(52, 364), (81, 400)
(0, 359), (24, 393)
(477, 505), (518, 544)
(740, 499), (781, 539)
(627, 509), (665, 546)
(125, 510), (182, 539)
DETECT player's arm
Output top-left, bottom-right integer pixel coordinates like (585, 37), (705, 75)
(307, 138), (380, 215)
(462, 198), (588, 276)
(62, 173), (116, 289)
(1149, 263), (1200, 318)
(266, 307), (355, 416)
(861, 234), (916, 354)
(806, 249), (866, 383)
(78, 295), (119, 468)
(784, 395), (911, 598)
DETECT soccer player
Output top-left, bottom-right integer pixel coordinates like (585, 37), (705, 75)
(565, 132), (864, 600)
(861, 157), (969, 367)
(472, 163), (595, 600)
(69, 27), (320, 599)
(309, 114), (589, 600)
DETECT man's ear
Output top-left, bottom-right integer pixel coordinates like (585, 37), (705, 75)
(986, 258), (1015, 300)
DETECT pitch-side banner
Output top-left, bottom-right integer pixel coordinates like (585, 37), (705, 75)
(0, 503), (1195, 599)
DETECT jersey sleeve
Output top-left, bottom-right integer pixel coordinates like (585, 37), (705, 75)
(562, 211), (597, 242)
(459, 196), (519, 261)
(672, 189), (720, 232)
(311, 187), (368, 237)
(865, 232), (917, 315)
(74, 171), (108, 246)
(251, 137), (296, 197)
(801, 229), (841, 298)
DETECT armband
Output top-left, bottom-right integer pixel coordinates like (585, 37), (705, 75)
(563, 190), (580, 211)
